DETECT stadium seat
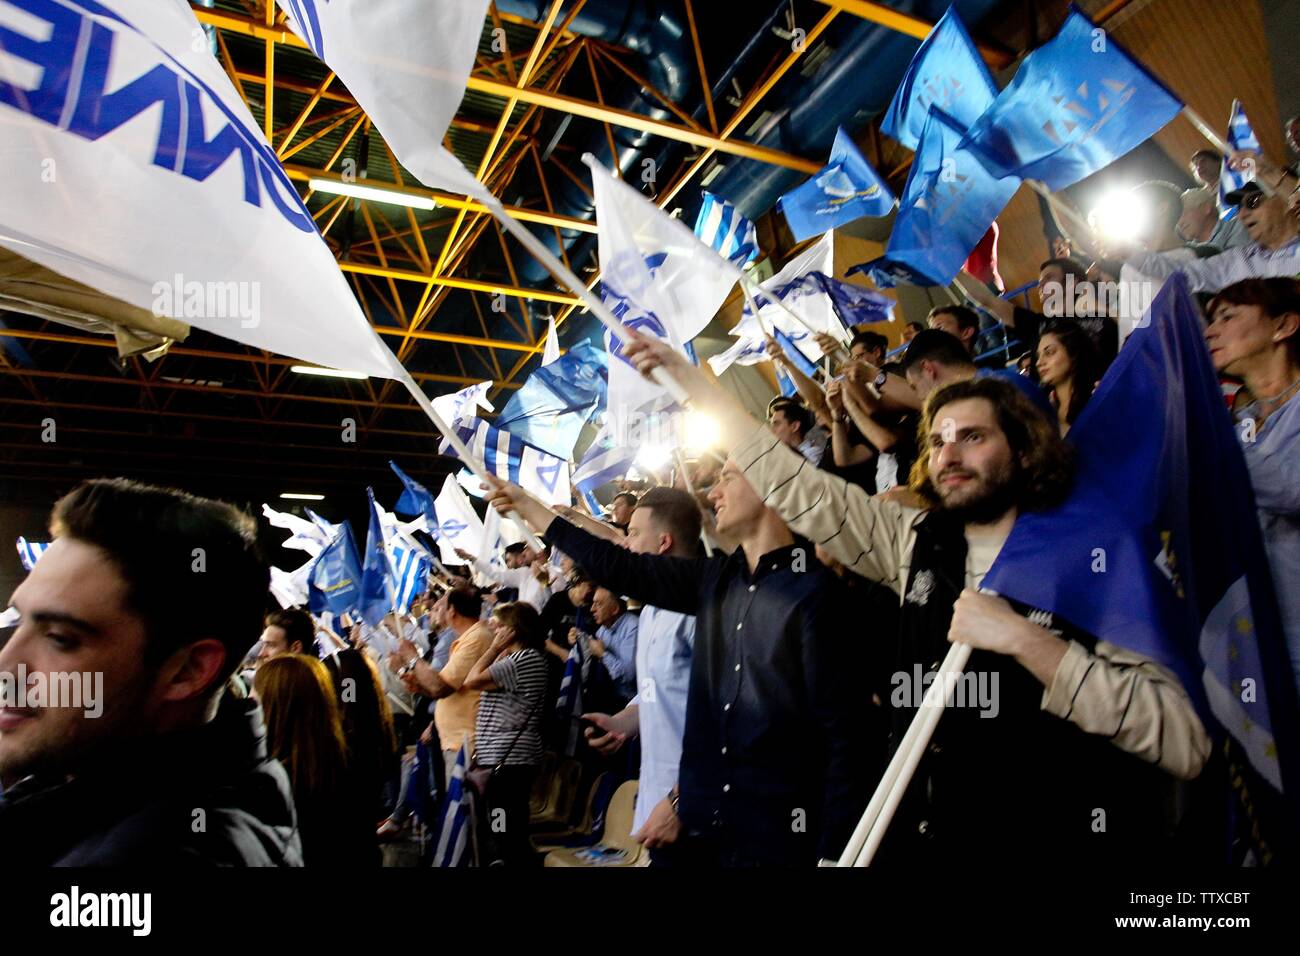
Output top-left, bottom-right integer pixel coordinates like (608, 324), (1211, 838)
(532, 772), (619, 850)
(529, 757), (582, 827)
(528, 752), (557, 816)
(543, 781), (643, 867)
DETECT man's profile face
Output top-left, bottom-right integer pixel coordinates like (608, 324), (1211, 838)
(590, 588), (621, 628)
(610, 497), (634, 526)
(767, 408), (802, 449)
(927, 312), (968, 346)
(850, 343), (884, 366)
(624, 508), (668, 556)
(926, 397), (1017, 518)
(1, 538), (158, 786)
(257, 625), (293, 662)
(1190, 155), (1220, 187)
(707, 461), (765, 536)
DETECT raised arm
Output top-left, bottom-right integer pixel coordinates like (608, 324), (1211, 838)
(955, 270), (1014, 326)
(766, 336), (832, 425)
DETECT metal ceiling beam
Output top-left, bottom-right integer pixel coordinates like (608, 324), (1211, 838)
(812, 0), (1014, 67)
(337, 259), (578, 309)
(193, 7), (822, 173)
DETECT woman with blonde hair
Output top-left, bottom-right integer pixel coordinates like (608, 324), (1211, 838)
(254, 654), (378, 866)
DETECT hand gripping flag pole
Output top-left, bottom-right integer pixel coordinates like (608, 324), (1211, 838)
(740, 281), (829, 397)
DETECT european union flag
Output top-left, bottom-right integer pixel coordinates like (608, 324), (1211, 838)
(983, 274), (1298, 859)
(851, 106), (1020, 288)
(389, 460), (437, 526)
(880, 6), (999, 151)
(960, 6), (1183, 190)
(778, 127), (896, 242)
(358, 488), (393, 627)
(495, 340), (608, 460)
(1219, 99), (1261, 221)
(307, 520), (363, 618)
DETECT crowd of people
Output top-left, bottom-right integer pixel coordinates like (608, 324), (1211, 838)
(0, 124), (1296, 869)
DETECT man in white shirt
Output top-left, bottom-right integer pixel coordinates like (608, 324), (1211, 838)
(455, 541), (553, 612)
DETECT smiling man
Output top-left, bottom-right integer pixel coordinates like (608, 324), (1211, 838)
(0, 479), (301, 866)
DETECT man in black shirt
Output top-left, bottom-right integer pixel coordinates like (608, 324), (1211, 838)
(483, 470), (876, 867)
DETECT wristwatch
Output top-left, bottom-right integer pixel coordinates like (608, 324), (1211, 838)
(872, 369), (888, 390)
(397, 657), (419, 678)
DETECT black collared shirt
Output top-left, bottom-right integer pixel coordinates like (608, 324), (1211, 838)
(545, 517), (875, 865)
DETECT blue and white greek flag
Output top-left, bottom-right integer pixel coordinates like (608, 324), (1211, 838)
(694, 191), (758, 266)
(389, 538), (431, 615)
(440, 419), (571, 506)
(1219, 99), (1261, 221)
(573, 421), (634, 494)
(16, 537), (48, 572)
(432, 740), (472, 867)
(556, 641), (585, 756)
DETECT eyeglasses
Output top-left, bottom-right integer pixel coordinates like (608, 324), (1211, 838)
(1242, 192), (1266, 210)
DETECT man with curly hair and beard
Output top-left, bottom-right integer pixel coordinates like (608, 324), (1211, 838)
(620, 334), (1212, 865)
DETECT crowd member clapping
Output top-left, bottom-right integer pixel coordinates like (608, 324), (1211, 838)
(254, 654), (378, 866)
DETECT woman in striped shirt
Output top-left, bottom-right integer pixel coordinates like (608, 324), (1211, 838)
(464, 601), (549, 866)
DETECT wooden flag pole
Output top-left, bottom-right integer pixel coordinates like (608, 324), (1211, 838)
(1182, 105), (1276, 197)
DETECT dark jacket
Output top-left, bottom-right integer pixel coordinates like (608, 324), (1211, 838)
(546, 517), (879, 866)
(0, 692), (302, 866)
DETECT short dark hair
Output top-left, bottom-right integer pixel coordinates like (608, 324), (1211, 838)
(899, 329), (976, 375)
(1190, 148), (1221, 163)
(768, 397), (814, 437)
(927, 305), (980, 336)
(1208, 278), (1300, 361)
(1039, 257), (1089, 283)
(1133, 180), (1184, 231)
(50, 478), (269, 693)
(612, 491), (638, 509)
(503, 542), (528, 557)
(493, 601), (545, 650)
(445, 587), (481, 620)
(634, 487), (702, 555)
(266, 608), (314, 656)
(850, 330), (888, 355)
(905, 321), (925, 333)
(909, 377), (1074, 511)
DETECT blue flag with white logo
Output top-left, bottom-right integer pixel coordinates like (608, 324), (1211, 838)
(694, 191), (759, 266)
(1219, 99), (1260, 221)
(358, 489), (393, 627)
(495, 340), (608, 460)
(440, 419), (571, 506)
(960, 6), (1183, 190)
(983, 274), (1298, 859)
(307, 521), (364, 618)
(778, 127), (896, 242)
(389, 461), (438, 526)
(850, 106), (1020, 288)
(880, 6), (1000, 151)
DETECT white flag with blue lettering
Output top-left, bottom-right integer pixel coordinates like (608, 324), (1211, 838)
(431, 475), (485, 566)
(0, 0), (394, 376)
(275, 0), (493, 202)
(440, 418), (571, 507)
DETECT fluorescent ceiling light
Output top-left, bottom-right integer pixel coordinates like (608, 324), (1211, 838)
(280, 493), (325, 501)
(308, 178), (437, 210)
(291, 365), (368, 380)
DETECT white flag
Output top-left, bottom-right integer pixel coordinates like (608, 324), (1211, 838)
(480, 501), (528, 565)
(262, 504), (332, 557)
(431, 380), (495, 427)
(588, 161), (742, 437)
(431, 475), (485, 566)
(542, 315), (561, 367)
(270, 559), (314, 609)
(276, 0), (493, 202)
(0, 0), (394, 377)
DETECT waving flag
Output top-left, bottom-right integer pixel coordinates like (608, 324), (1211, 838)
(771, 327), (818, 379)
(408, 740), (440, 829)
(850, 107), (1020, 288)
(389, 461), (438, 526)
(589, 159), (742, 434)
(1219, 100), (1261, 220)
(269, 559), (313, 609)
(262, 504), (333, 557)
(432, 739), (473, 867)
(556, 641), (585, 756)
(430, 380), (495, 428)
(778, 128), (896, 242)
(983, 274), (1298, 860)
(494, 340), (608, 460)
(307, 522), (364, 618)
(432, 475), (485, 566)
(275, 0), (493, 202)
(542, 315), (561, 366)
(880, 7), (1000, 151)
(15, 536), (48, 572)
(960, 6), (1183, 190)
(573, 420), (635, 494)
(358, 489), (394, 627)
(480, 502), (528, 568)
(0, 0), (394, 376)
(388, 537), (431, 615)
(440, 418), (571, 507)
(694, 191), (759, 266)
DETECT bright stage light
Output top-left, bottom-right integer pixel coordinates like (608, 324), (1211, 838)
(291, 365), (369, 380)
(280, 493), (325, 501)
(308, 178), (438, 211)
(634, 441), (674, 472)
(1089, 188), (1147, 244)
(684, 410), (720, 451)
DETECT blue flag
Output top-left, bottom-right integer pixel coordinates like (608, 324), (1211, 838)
(772, 326), (819, 379)
(983, 274), (1298, 857)
(307, 521), (364, 618)
(960, 6), (1183, 190)
(880, 6), (999, 151)
(440, 418), (571, 506)
(432, 740), (472, 867)
(389, 461), (438, 526)
(851, 106), (1020, 288)
(694, 190), (759, 266)
(774, 365), (799, 398)
(808, 272), (895, 326)
(778, 127), (895, 242)
(358, 489), (392, 628)
(1219, 99), (1260, 221)
(556, 641), (585, 756)
(495, 340), (608, 460)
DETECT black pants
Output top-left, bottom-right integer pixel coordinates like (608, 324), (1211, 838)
(483, 765), (539, 867)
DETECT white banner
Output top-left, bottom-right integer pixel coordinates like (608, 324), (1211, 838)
(431, 474), (484, 566)
(0, 0), (394, 376)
